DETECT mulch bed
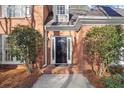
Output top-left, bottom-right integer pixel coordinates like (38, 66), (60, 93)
(0, 64), (106, 88)
(0, 65), (41, 88)
(82, 70), (105, 88)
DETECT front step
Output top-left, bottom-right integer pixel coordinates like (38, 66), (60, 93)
(40, 65), (81, 74)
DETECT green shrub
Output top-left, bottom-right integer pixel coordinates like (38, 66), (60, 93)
(108, 65), (124, 74)
(7, 25), (43, 72)
(84, 25), (123, 76)
(101, 73), (124, 88)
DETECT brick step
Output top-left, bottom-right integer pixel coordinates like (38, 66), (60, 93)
(40, 65), (81, 74)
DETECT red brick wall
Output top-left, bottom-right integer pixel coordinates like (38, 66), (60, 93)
(0, 5), (49, 35)
(0, 5), (49, 67)
(47, 25), (113, 65)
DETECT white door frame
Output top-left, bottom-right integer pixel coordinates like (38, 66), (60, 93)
(51, 36), (72, 64)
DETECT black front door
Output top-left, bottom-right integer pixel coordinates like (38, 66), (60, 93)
(55, 37), (67, 63)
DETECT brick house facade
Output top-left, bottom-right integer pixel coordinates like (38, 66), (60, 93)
(45, 5), (124, 67)
(0, 5), (48, 65)
(0, 5), (124, 69)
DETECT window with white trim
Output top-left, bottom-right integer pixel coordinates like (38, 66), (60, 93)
(57, 5), (65, 14)
(2, 5), (31, 17)
(54, 5), (69, 22)
(0, 35), (20, 64)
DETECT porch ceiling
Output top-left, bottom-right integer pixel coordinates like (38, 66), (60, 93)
(45, 16), (124, 31)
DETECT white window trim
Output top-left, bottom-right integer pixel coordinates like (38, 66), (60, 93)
(1, 5), (32, 18)
(53, 5), (69, 22)
(51, 37), (56, 64)
(57, 5), (65, 14)
(0, 35), (21, 64)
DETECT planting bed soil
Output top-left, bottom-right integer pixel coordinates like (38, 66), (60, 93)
(0, 65), (41, 88)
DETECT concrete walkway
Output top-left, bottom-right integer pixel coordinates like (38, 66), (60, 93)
(32, 74), (94, 88)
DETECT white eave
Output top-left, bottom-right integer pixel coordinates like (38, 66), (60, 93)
(45, 16), (124, 31)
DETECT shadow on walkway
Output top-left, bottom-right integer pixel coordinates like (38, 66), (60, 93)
(60, 74), (74, 88)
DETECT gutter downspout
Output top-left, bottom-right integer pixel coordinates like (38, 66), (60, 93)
(43, 26), (47, 67)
